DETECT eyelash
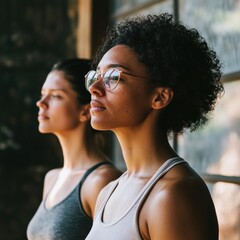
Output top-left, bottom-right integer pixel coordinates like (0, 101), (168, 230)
(40, 94), (62, 99)
(51, 94), (61, 98)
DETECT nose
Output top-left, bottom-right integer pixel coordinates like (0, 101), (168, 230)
(36, 96), (48, 109)
(88, 75), (105, 96)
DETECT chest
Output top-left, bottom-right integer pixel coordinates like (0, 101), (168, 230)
(45, 173), (84, 209)
(102, 176), (150, 224)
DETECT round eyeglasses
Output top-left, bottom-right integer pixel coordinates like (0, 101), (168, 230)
(85, 68), (148, 91)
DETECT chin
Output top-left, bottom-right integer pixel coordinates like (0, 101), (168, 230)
(38, 127), (51, 134)
(90, 119), (111, 131)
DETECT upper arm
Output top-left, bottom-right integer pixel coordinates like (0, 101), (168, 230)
(140, 180), (218, 240)
(82, 166), (122, 218)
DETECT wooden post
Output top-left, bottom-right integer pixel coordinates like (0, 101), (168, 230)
(77, 0), (92, 58)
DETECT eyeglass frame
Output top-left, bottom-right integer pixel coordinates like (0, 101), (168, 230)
(85, 68), (148, 91)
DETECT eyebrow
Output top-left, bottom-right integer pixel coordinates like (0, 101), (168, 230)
(97, 64), (131, 71)
(41, 88), (67, 93)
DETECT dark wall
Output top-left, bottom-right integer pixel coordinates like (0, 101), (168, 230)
(0, 1), (77, 239)
(91, 0), (110, 56)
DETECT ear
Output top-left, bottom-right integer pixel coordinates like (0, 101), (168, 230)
(151, 87), (173, 110)
(79, 104), (91, 122)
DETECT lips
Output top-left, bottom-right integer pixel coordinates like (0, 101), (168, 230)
(38, 113), (49, 121)
(90, 100), (106, 112)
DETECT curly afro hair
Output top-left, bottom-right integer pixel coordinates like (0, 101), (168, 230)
(92, 13), (224, 134)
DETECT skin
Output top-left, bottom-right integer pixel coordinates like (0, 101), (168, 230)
(89, 45), (218, 240)
(36, 70), (122, 218)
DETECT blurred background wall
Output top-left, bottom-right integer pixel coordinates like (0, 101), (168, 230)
(0, 1), (76, 239)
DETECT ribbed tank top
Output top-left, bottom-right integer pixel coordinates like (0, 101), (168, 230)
(27, 161), (111, 240)
(85, 157), (187, 240)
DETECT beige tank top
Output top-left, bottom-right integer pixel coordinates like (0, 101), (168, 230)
(85, 157), (187, 240)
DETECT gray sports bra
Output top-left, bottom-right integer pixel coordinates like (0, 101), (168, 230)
(27, 161), (112, 240)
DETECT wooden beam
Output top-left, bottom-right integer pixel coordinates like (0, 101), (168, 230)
(201, 173), (240, 185)
(77, 0), (92, 58)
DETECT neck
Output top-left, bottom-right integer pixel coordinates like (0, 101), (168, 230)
(55, 124), (106, 170)
(114, 124), (178, 177)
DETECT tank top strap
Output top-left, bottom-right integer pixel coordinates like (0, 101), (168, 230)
(139, 157), (186, 197)
(135, 157), (187, 208)
(154, 157), (187, 181)
(79, 161), (113, 186)
(94, 171), (127, 218)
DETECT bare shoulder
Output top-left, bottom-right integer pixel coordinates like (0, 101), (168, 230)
(42, 168), (61, 199)
(90, 163), (122, 185)
(140, 164), (218, 240)
(84, 163), (122, 195)
(82, 163), (122, 218)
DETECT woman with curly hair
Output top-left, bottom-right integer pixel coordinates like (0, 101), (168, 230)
(85, 13), (223, 240)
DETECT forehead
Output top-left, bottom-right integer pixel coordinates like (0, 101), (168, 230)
(98, 45), (146, 73)
(43, 70), (70, 89)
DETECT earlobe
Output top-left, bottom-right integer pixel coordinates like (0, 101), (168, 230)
(152, 87), (173, 109)
(79, 104), (91, 122)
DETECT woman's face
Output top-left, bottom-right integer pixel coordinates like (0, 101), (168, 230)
(36, 70), (84, 134)
(89, 44), (154, 132)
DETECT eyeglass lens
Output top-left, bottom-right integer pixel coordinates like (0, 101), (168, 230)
(85, 69), (120, 90)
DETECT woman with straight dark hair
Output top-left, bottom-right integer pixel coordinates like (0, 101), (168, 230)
(27, 58), (122, 240)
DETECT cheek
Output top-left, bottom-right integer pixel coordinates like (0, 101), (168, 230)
(52, 104), (80, 126)
(122, 101), (149, 123)
(121, 87), (150, 112)
(115, 90), (152, 124)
